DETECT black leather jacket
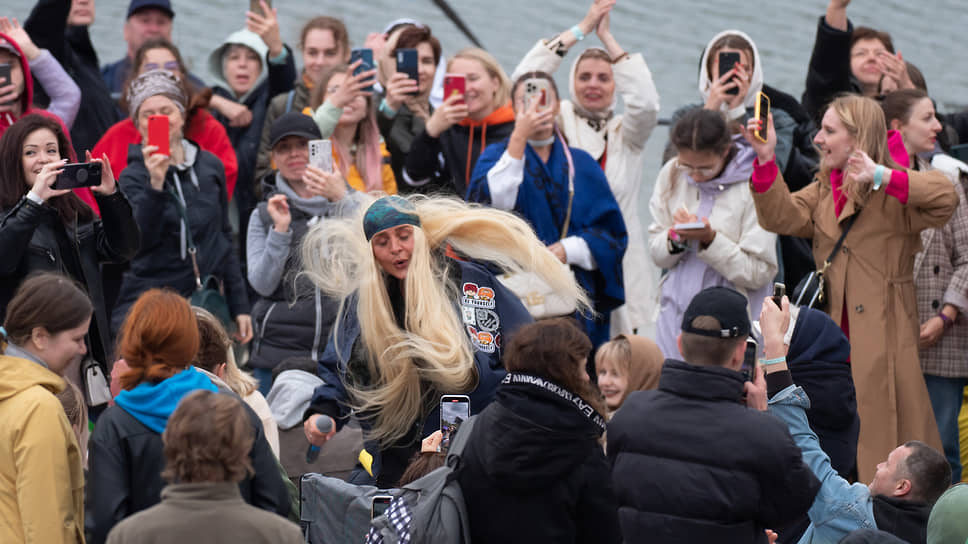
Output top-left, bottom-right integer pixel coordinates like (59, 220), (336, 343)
(0, 190), (139, 367)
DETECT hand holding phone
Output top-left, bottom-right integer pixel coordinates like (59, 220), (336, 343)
(753, 91), (770, 144)
(396, 48), (419, 96)
(350, 48), (375, 92)
(147, 115), (170, 156)
(443, 74), (465, 106)
(673, 221), (706, 231)
(308, 139), (333, 172)
(523, 78), (552, 112)
(772, 282), (785, 308)
(371, 496), (392, 520)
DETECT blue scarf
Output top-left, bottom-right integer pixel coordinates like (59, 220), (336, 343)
(114, 366), (218, 433)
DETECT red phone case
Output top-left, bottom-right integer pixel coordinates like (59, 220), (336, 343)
(443, 74), (465, 105)
(148, 115), (170, 156)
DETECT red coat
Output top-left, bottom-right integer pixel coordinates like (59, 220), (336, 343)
(91, 108), (239, 198)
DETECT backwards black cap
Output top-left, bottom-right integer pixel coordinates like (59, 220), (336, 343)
(681, 286), (751, 339)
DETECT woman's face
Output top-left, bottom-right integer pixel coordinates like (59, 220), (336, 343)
(675, 147), (729, 183)
(415, 41), (437, 96)
(814, 108), (855, 171)
(450, 57), (500, 119)
(271, 135), (310, 182)
(371, 224), (415, 280)
(22, 128), (61, 189)
(897, 98), (942, 155)
(223, 44), (262, 96)
(709, 46), (752, 87)
(596, 358), (627, 411)
(574, 57), (615, 113)
(850, 38), (889, 92)
(34, 317), (91, 375)
(302, 28), (346, 83)
(140, 47), (182, 80)
(324, 72), (367, 126)
(512, 79), (559, 137)
(136, 94), (185, 143)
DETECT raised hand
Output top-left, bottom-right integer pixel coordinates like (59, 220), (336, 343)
(30, 160), (72, 201)
(86, 151), (117, 195)
(266, 193), (291, 233)
(425, 92), (469, 138)
(246, 0), (283, 58)
(741, 112), (777, 163)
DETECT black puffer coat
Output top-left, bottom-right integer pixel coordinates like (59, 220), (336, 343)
(457, 377), (622, 544)
(607, 360), (820, 544)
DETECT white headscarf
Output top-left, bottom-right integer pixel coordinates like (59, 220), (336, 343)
(697, 30), (765, 113)
(568, 47), (618, 131)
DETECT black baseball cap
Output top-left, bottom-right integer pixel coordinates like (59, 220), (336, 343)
(681, 286), (751, 339)
(269, 112), (322, 149)
(127, 0), (174, 19)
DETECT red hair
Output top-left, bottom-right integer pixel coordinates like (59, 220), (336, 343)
(118, 289), (200, 390)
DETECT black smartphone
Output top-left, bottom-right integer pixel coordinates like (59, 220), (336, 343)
(350, 48), (375, 92)
(371, 495), (392, 519)
(440, 394), (470, 452)
(718, 51), (741, 96)
(741, 336), (757, 382)
(0, 63), (12, 106)
(53, 162), (102, 190)
(396, 48), (419, 95)
(772, 282), (785, 308)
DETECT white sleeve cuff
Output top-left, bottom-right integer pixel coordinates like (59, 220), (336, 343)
(560, 235), (597, 270)
(486, 151), (526, 210)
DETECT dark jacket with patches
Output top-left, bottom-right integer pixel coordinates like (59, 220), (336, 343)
(307, 258), (532, 487)
(607, 359), (820, 544)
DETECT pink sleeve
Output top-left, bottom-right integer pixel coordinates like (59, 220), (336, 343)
(751, 156), (779, 193)
(885, 169), (909, 204)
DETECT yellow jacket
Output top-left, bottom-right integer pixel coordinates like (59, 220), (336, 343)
(0, 355), (85, 543)
(337, 141), (398, 195)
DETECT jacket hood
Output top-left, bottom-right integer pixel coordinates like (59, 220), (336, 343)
(567, 47), (617, 123)
(697, 30), (764, 112)
(685, 134), (756, 191)
(114, 365), (218, 433)
(267, 369), (323, 430)
(928, 484), (968, 544)
(475, 378), (604, 490)
(0, 31), (33, 127)
(616, 334), (664, 405)
(208, 29), (268, 103)
(0, 354), (64, 402)
(458, 102), (515, 128)
(787, 307), (856, 432)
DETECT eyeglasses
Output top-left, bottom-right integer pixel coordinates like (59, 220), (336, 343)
(143, 61), (180, 72)
(674, 158), (721, 179)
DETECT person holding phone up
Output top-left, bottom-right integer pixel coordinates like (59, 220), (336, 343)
(245, 112), (364, 395)
(511, 0), (659, 337)
(0, 113), (139, 383)
(648, 107), (776, 360)
(404, 48), (515, 196)
(111, 69), (252, 343)
(743, 94), (956, 483)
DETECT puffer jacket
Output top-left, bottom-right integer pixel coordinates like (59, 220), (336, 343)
(457, 375), (621, 544)
(0, 354), (84, 544)
(607, 359), (820, 543)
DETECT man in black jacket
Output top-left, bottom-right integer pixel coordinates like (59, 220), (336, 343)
(607, 287), (820, 544)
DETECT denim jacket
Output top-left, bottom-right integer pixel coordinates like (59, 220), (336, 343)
(768, 385), (877, 543)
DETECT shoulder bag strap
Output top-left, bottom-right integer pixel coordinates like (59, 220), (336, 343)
(167, 185), (203, 289)
(820, 210), (860, 274)
(557, 127), (575, 240)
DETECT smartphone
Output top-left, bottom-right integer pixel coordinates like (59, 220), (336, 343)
(718, 51), (741, 96)
(440, 394), (470, 451)
(754, 91), (771, 144)
(523, 78), (552, 111)
(741, 336), (757, 382)
(371, 495), (392, 520)
(308, 139), (333, 172)
(147, 114), (170, 156)
(248, 0), (270, 14)
(772, 282), (785, 308)
(396, 48), (419, 96)
(53, 162), (102, 190)
(0, 64), (12, 106)
(443, 73), (466, 105)
(674, 222), (706, 231)
(350, 48), (375, 92)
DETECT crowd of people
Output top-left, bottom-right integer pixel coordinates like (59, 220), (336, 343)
(2, 0), (968, 542)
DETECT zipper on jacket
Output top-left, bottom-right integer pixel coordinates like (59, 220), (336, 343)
(255, 301), (278, 356)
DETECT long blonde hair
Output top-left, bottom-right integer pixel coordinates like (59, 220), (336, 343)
(301, 195), (586, 444)
(819, 95), (904, 205)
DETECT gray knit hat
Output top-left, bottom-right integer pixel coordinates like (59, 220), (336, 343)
(126, 69), (187, 120)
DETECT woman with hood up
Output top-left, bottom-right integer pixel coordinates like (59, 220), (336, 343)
(511, 0), (659, 336)
(649, 107), (777, 359)
(208, 2), (296, 246)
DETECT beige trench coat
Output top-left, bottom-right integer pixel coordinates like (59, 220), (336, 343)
(752, 168), (956, 481)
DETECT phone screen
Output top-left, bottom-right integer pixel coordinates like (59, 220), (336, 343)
(148, 115), (170, 156)
(754, 91), (770, 144)
(718, 51), (741, 96)
(371, 496), (392, 520)
(741, 337), (757, 382)
(440, 395), (470, 451)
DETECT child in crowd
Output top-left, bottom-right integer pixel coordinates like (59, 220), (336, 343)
(594, 334), (664, 416)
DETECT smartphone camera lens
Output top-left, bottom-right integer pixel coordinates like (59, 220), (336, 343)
(76, 168), (88, 184)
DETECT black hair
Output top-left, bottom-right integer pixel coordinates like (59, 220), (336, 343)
(901, 440), (952, 505)
(670, 107), (732, 155)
